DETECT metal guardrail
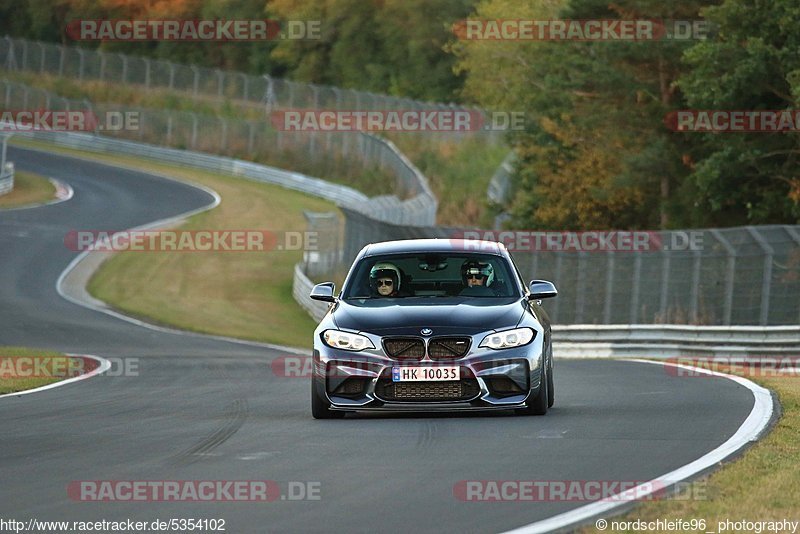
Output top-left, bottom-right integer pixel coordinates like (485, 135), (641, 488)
(553, 324), (800, 358)
(293, 264), (331, 322)
(0, 134), (12, 196)
(3, 120), (436, 225)
(0, 162), (12, 196)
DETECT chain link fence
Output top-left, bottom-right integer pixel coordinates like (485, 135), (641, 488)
(305, 208), (800, 326)
(0, 36), (501, 145)
(0, 78), (437, 225)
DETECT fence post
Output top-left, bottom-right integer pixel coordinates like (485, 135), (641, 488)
(192, 66), (200, 96)
(38, 42), (45, 74)
(710, 229), (736, 325)
(144, 58), (151, 89)
(59, 45), (66, 76)
(216, 69), (224, 99)
(629, 253), (642, 323)
(77, 49), (85, 81)
(190, 112), (198, 149)
(603, 251), (614, 323)
(120, 54), (128, 83)
(785, 226), (800, 325)
(21, 39), (28, 70)
(747, 226), (774, 325)
(574, 251), (587, 323)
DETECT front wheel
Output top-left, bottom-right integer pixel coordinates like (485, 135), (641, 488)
(547, 354), (555, 408)
(516, 363), (548, 416)
(311, 375), (345, 419)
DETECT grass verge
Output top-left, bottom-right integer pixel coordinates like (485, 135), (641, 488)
(0, 170), (55, 208)
(0, 347), (76, 394)
(11, 138), (335, 349)
(578, 368), (796, 533)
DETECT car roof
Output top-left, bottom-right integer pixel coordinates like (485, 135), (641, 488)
(361, 238), (505, 257)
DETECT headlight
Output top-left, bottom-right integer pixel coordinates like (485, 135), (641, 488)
(479, 327), (535, 350)
(322, 330), (375, 351)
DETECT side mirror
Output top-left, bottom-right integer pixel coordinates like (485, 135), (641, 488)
(529, 280), (557, 300)
(310, 282), (337, 303)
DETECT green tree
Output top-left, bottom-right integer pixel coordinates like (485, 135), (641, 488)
(679, 0), (800, 225)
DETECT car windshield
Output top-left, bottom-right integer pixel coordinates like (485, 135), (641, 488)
(342, 253), (520, 299)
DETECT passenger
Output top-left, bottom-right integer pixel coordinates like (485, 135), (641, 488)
(369, 262), (402, 297)
(461, 260), (494, 288)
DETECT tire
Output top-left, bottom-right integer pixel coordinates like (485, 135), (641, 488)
(547, 354), (555, 408)
(516, 362), (548, 416)
(311, 375), (345, 419)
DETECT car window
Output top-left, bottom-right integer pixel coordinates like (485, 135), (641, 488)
(342, 253), (519, 299)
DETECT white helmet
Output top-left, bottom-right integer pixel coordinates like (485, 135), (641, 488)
(369, 262), (401, 292)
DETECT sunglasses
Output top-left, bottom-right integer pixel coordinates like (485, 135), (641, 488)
(377, 279), (394, 287)
(466, 274), (483, 280)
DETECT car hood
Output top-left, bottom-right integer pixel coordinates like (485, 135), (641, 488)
(332, 297), (526, 336)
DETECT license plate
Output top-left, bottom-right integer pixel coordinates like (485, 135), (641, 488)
(392, 366), (460, 382)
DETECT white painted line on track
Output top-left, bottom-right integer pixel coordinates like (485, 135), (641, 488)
(39, 147), (308, 355)
(501, 358), (775, 534)
(0, 354), (111, 399)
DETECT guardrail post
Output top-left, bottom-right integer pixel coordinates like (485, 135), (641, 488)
(747, 226), (774, 325)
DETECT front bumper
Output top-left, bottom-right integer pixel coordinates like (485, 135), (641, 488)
(312, 333), (545, 412)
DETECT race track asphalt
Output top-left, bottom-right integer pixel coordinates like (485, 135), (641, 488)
(0, 146), (759, 533)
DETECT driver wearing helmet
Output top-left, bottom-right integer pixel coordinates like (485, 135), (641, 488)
(460, 260), (497, 295)
(369, 262), (402, 297)
(462, 260), (494, 287)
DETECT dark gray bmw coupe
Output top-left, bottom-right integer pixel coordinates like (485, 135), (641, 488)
(309, 239), (557, 418)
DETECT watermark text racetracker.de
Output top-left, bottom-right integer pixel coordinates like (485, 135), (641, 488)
(452, 19), (712, 41)
(453, 479), (707, 502)
(0, 355), (139, 378)
(270, 109), (525, 132)
(0, 110), (139, 132)
(667, 357), (800, 378)
(64, 230), (319, 252)
(451, 230), (704, 252)
(67, 480), (321, 502)
(0, 518), (227, 533)
(67, 19), (321, 41)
